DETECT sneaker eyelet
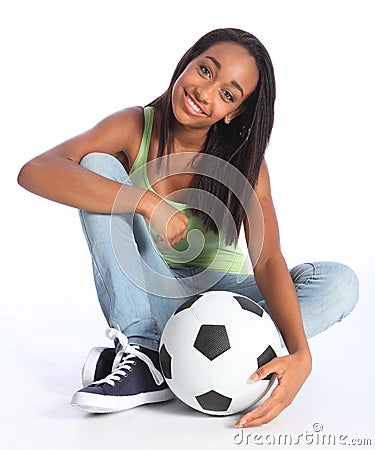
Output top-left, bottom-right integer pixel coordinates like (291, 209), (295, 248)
(128, 367), (133, 372)
(132, 361), (136, 366)
(124, 373), (128, 377)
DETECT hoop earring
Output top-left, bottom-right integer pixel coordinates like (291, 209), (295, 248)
(225, 116), (231, 124)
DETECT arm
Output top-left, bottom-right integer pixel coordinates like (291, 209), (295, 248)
(17, 107), (152, 214)
(17, 107), (188, 247)
(249, 160), (310, 355)
(236, 159), (312, 427)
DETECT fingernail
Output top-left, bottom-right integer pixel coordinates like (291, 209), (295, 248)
(250, 373), (259, 381)
(235, 421), (246, 428)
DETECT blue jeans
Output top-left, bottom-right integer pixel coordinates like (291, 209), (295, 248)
(79, 153), (359, 351)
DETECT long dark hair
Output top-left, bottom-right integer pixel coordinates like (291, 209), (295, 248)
(148, 28), (276, 245)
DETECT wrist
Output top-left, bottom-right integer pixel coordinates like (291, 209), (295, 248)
(291, 346), (312, 369)
(284, 337), (311, 359)
(136, 189), (159, 219)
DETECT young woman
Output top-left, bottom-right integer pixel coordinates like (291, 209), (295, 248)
(17, 28), (358, 427)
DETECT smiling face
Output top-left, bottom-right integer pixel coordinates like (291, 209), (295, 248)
(171, 42), (259, 129)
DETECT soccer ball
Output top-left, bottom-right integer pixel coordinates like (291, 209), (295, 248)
(159, 291), (281, 416)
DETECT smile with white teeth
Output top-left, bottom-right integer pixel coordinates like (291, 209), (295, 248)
(186, 93), (205, 115)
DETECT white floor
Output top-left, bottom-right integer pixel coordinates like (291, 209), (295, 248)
(1, 263), (374, 450)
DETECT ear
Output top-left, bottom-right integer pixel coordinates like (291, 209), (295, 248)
(224, 105), (246, 124)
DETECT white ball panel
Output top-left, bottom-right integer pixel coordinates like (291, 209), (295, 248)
(228, 379), (274, 413)
(170, 347), (211, 395)
(160, 308), (200, 353)
(190, 291), (244, 324)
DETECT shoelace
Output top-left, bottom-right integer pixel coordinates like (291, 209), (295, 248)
(93, 327), (164, 387)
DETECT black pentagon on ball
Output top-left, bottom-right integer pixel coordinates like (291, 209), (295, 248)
(173, 294), (203, 315)
(196, 390), (232, 412)
(159, 344), (172, 379)
(193, 324), (230, 361)
(257, 345), (277, 381)
(234, 295), (263, 317)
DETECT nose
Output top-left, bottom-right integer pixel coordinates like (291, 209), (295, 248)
(195, 84), (214, 105)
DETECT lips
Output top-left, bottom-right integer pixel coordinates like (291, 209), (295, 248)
(183, 90), (207, 117)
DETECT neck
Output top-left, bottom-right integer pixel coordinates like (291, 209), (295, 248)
(172, 120), (209, 153)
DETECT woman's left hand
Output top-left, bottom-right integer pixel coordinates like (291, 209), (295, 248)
(235, 350), (312, 428)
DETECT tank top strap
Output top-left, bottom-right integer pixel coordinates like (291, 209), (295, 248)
(130, 106), (154, 174)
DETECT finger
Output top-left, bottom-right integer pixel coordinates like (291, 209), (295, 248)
(235, 386), (281, 426)
(237, 402), (284, 427)
(236, 392), (284, 427)
(250, 359), (280, 382)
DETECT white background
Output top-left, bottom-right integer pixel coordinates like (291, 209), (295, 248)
(1, 1), (374, 449)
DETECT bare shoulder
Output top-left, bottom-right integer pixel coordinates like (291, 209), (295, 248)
(96, 105), (144, 135)
(43, 106), (146, 164)
(90, 106), (145, 161)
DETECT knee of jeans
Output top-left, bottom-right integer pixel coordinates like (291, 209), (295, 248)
(80, 152), (130, 183)
(336, 263), (359, 318)
(319, 261), (359, 319)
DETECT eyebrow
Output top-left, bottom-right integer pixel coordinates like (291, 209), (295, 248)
(231, 80), (243, 97)
(205, 55), (221, 70)
(204, 55), (244, 97)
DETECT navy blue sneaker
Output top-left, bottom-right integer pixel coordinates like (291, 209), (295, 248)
(71, 328), (173, 413)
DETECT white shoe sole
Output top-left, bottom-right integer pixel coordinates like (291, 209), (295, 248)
(71, 388), (174, 413)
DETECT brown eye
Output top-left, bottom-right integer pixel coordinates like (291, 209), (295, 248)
(222, 90), (234, 102)
(200, 65), (211, 78)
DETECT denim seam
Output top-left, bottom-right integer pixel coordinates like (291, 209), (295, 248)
(79, 212), (115, 321)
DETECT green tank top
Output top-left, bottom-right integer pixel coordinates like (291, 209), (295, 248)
(129, 106), (247, 274)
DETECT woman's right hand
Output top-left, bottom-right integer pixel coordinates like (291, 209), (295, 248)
(138, 190), (189, 249)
